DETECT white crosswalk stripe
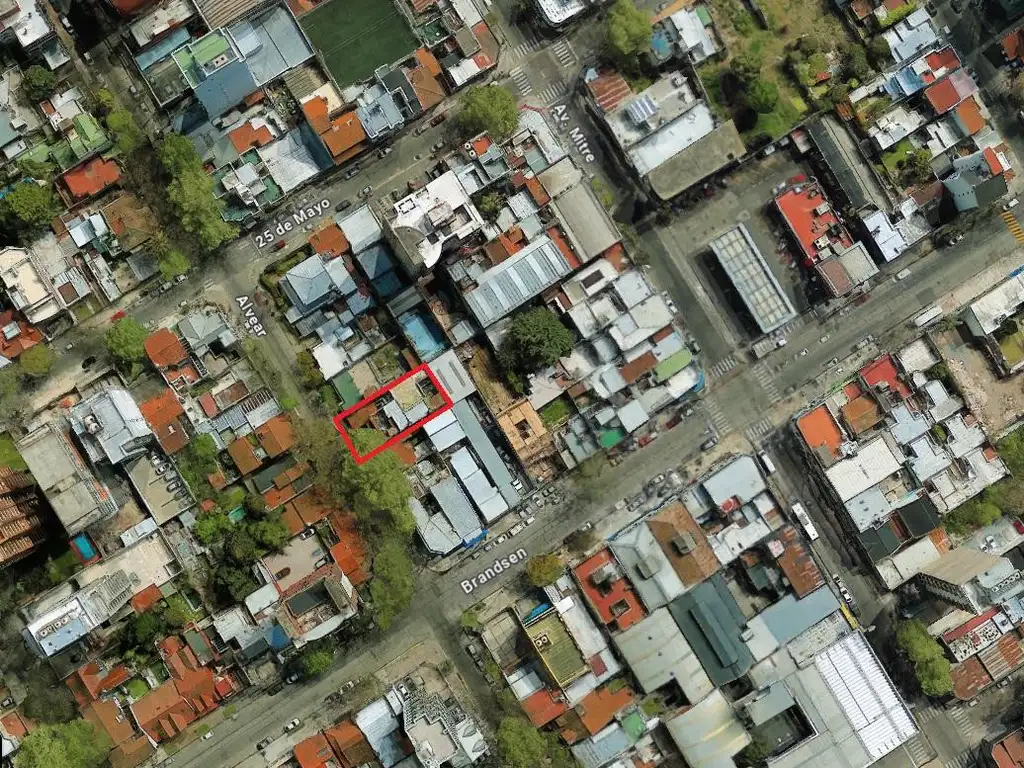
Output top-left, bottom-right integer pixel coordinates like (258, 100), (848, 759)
(916, 707), (942, 724)
(505, 35), (541, 65)
(552, 39), (577, 68)
(704, 396), (733, 435)
(752, 361), (781, 404)
(510, 67), (532, 96)
(944, 749), (977, 768)
(707, 354), (740, 380)
(532, 83), (567, 105)
(776, 313), (809, 338)
(947, 708), (979, 742)
(904, 734), (933, 766)
(744, 418), (775, 444)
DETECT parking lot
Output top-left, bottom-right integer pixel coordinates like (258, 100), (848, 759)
(642, 152), (815, 364)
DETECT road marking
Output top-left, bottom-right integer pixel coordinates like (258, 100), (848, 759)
(744, 418), (774, 443)
(510, 67), (532, 96)
(703, 395), (733, 435)
(506, 35), (541, 65)
(944, 749), (977, 768)
(552, 39), (577, 68)
(904, 734), (933, 766)
(917, 707), (942, 724)
(533, 82), (567, 106)
(947, 707), (979, 741)
(752, 361), (781, 404)
(461, 548), (528, 594)
(1001, 211), (1024, 243)
(707, 354), (739, 380)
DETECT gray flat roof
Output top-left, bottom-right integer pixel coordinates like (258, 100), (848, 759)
(709, 224), (797, 335)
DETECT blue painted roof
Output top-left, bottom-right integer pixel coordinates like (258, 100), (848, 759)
(356, 243), (396, 278)
(194, 58), (258, 118)
(136, 27), (191, 72)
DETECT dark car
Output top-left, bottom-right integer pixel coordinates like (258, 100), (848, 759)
(257, 738), (272, 751)
(700, 436), (719, 452)
(430, 113), (447, 126)
(81, 355), (97, 370)
(273, 240), (286, 251)
(335, 199), (352, 212)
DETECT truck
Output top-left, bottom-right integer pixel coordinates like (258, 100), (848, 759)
(753, 337), (787, 359)
(913, 306), (944, 328)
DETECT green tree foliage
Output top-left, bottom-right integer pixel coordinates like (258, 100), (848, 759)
(244, 493), (268, 518)
(477, 192), (503, 221)
(0, 181), (59, 234)
(163, 594), (197, 628)
(525, 554), (563, 587)
(157, 134), (236, 251)
(606, 0), (652, 67)
(731, 50), (764, 86)
(93, 88), (116, 117)
(158, 249), (190, 282)
(213, 565), (258, 603)
(23, 66), (57, 102)
(0, 367), (27, 429)
(896, 619), (952, 696)
(295, 422), (414, 539)
(736, 738), (772, 768)
(15, 720), (110, 768)
(19, 344), (54, 378)
(944, 499), (1003, 535)
(564, 528), (596, 554)
(300, 648), (334, 677)
(746, 80), (779, 114)
(999, 430), (1024, 474)
(845, 45), (872, 81)
(129, 610), (165, 648)
(249, 511), (290, 552)
(21, 672), (78, 724)
(500, 307), (574, 376)
(296, 350), (325, 390)
(194, 510), (233, 545)
(106, 109), (143, 155)
(457, 85), (518, 140)
(105, 317), (147, 363)
(867, 36), (892, 70)
(496, 718), (550, 768)
(369, 537), (414, 630)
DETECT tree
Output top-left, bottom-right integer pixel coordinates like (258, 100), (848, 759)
(999, 430), (1024, 474)
(19, 344), (53, 378)
(106, 109), (143, 155)
(525, 554), (563, 587)
(157, 134), (236, 251)
(731, 50), (764, 87)
(105, 317), (147, 363)
(0, 181), (59, 233)
(896, 619), (952, 696)
(227, 527), (261, 564)
(300, 648), (334, 677)
(845, 46), (872, 81)
(369, 537), (414, 630)
(213, 564), (258, 602)
(945, 499), (1003, 535)
(296, 350), (325, 390)
(23, 65), (57, 102)
(457, 86), (518, 140)
(606, 0), (652, 67)
(867, 36), (892, 70)
(21, 672), (78, 724)
(129, 610), (165, 648)
(564, 528), (596, 553)
(158, 249), (189, 282)
(295, 422), (414, 539)
(194, 511), (232, 546)
(496, 717), (549, 768)
(244, 494), (268, 518)
(746, 80), (779, 114)
(249, 511), (290, 553)
(163, 594), (197, 628)
(93, 88), (116, 117)
(0, 367), (27, 429)
(477, 192), (503, 221)
(499, 307), (574, 377)
(736, 738), (772, 768)
(15, 720), (110, 768)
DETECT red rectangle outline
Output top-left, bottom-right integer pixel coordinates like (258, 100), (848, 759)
(332, 362), (454, 465)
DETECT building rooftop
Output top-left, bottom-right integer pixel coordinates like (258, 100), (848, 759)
(664, 690), (750, 768)
(824, 435), (903, 503)
(139, 389), (189, 454)
(573, 549), (646, 631)
(523, 610), (588, 689)
(608, 519), (684, 611)
(69, 389), (152, 465)
(647, 500), (719, 587)
(708, 224), (796, 334)
(612, 606), (713, 701)
(883, 8), (938, 64)
(775, 183), (854, 264)
(389, 171), (485, 271)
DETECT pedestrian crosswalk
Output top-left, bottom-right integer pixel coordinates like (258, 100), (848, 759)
(505, 34), (541, 66)
(1001, 211), (1024, 244)
(509, 67), (532, 97)
(531, 82), (567, 105)
(744, 418), (775, 444)
(707, 354), (740, 380)
(947, 707), (980, 743)
(917, 707), (942, 724)
(903, 734), (934, 767)
(704, 396), (733, 436)
(752, 361), (781, 404)
(775, 313), (809, 338)
(944, 748), (978, 768)
(552, 39), (577, 68)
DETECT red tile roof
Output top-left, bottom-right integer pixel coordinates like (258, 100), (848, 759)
(320, 110), (368, 164)
(66, 661), (131, 706)
(925, 47), (961, 73)
(228, 121), (274, 153)
(521, 687), (567, 726)
(131, 583), (165, 614)
(83, 698), (135, 746)
(308, 222), (349, 258)
(951, 655), (992, 701)
(415, 48), (443, 77)
(108, 0), (157, 15)
(993, 730), (1024, 768)
(925, 78), (961, 114)
(773, 525), (824, 597)
(649, 501), (720, 586)
(955, 96), (985, 135)
(587, 71), (632, 113)
(302, 96), (330, 135)
(984, 146), (1005, 176)
(576, 684), (634, 735)
(1003, 29), (1024, 63)
(256, 414), (295, 457)
(145, 329), (188, 368)
(329, 509), (369, 585)
(62, 157), (121, 200)
(325, 721), (376, 768)
(796, 405), (844, 460)
(0, 310), (43, 361)
(139, 389), (189, 454)
(859, 354), (911, 398)
(942, 606), (1001, 643)
(108, 735), (155, 768)
(228, 437), (263, 476)
(131, 680), (196, 742)
(295, 734), (337, 768)
(775, 183), (854, 264)
(619, 352), (657, 384)
(198, 392), (218, 418)
(573, 549), (646, 630)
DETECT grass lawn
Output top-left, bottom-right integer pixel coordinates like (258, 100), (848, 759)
(126, 678), (150, 699)
(539, 396), (572, 430)
(0, 433), (26, 470)
(300, 0), (418, 87)
(882, 138), (914, 174)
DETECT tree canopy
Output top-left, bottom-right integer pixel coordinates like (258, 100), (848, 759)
(0, 181), (59, 235)
(158, 249), (190, 281)
(295, 422), (414, 539)
(93, 89), (116, 117)
(23, 66), (57, 102)
(500, 307), (574, 376)
(525, 554), (563, 587)
(0, 367), (27, 430)
(496, 718), (550, 768)
(746, 80), (779, 114)
(106, 109), (143, 155)
(606, 0), (652, 67)
(19, 344), (54, 378)
(457, 85), (518, 140)
(15, 720), (110, 768)
(300, 648), (334, 677)
(896, 619), (952, 696)
(21, 671), (78, 724)
(157, 134), (236, 251)
(368, 536), (414, 630)
(105, 317), (148, 363)
(731, 51), (764, 86)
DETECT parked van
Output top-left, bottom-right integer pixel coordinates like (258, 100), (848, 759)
(757, 452), (777, 475)
(913, 306), (943, 328)
(895, 269), (911, 281)
(791, 502), (819, 541)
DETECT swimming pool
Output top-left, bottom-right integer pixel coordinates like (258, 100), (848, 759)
(399, 309), (447, 362)
(71, 533), (96, 561)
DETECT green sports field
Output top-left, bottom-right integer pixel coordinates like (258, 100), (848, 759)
(300, 0), (419, 87)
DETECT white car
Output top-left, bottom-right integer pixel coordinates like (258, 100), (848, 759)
(1005, 198), (1020, 211)
(509, 523), (525, 536)
(202, 731), (214, 741)
(284, 718), (301, 732)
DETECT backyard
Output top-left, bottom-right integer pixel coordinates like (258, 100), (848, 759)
(698, 0), (853, 142)
(0, 433), (26, 470)
(300, 0), (419, 87)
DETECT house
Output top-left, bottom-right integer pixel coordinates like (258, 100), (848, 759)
(943, 147), (1011, 212)
(139, 388), (190, 454)
(279, 253), (359, 323)
(178, 310), (237, 358)
(300, 95), (368, 166)
(25, 571), (134, 656)
(0, 246), (63, 324)
(0, 467), (46, 569)
(60, 157), (121, 204)
(69, 389), (153, 465)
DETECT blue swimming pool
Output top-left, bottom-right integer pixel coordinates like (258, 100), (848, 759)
(72, 533), (95, 561)
(399, 309), (447, 361)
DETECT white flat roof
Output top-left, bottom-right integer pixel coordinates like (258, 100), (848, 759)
(825, 436), (903, 502)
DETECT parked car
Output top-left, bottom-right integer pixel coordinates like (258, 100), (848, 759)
(430, 113), (448, 126)
(202, 731), (214, 741)
(360, 185), (372, 197)
(509, 523), (525, 536)
(431, 140), (445, 152)
(284, 718), (301, 732)
(335, 199), (352, 212)
(415, 124), (429, 135)
(81, 355), (97, 370)
(344, 169), (359, 180)
(700, 436), (719, 451)
(496, 534), (507, 544)
(257, 738), (272, 751)
(1005, 198), (1020, 211)
(0, 698), (13, 709)
(285, 672), (301, 684)
(378, 147), (393, 158)
(484, 541), (496, 552)
(273, 240), (286, 251)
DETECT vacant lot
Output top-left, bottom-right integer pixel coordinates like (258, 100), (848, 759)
(300, 0), (418, 87)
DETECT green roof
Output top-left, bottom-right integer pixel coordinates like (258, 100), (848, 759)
(654, 349), (693, 382)
(695, 4), (712, 24)
(331, 371), (362, 408)
(599, 427), (625, 449)
(524, 613), (587, 687)
(621, 710), (647, 741)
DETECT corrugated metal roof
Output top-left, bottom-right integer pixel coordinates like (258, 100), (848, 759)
(710, 224), (796, 334)
(664, 690), (751, 768)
